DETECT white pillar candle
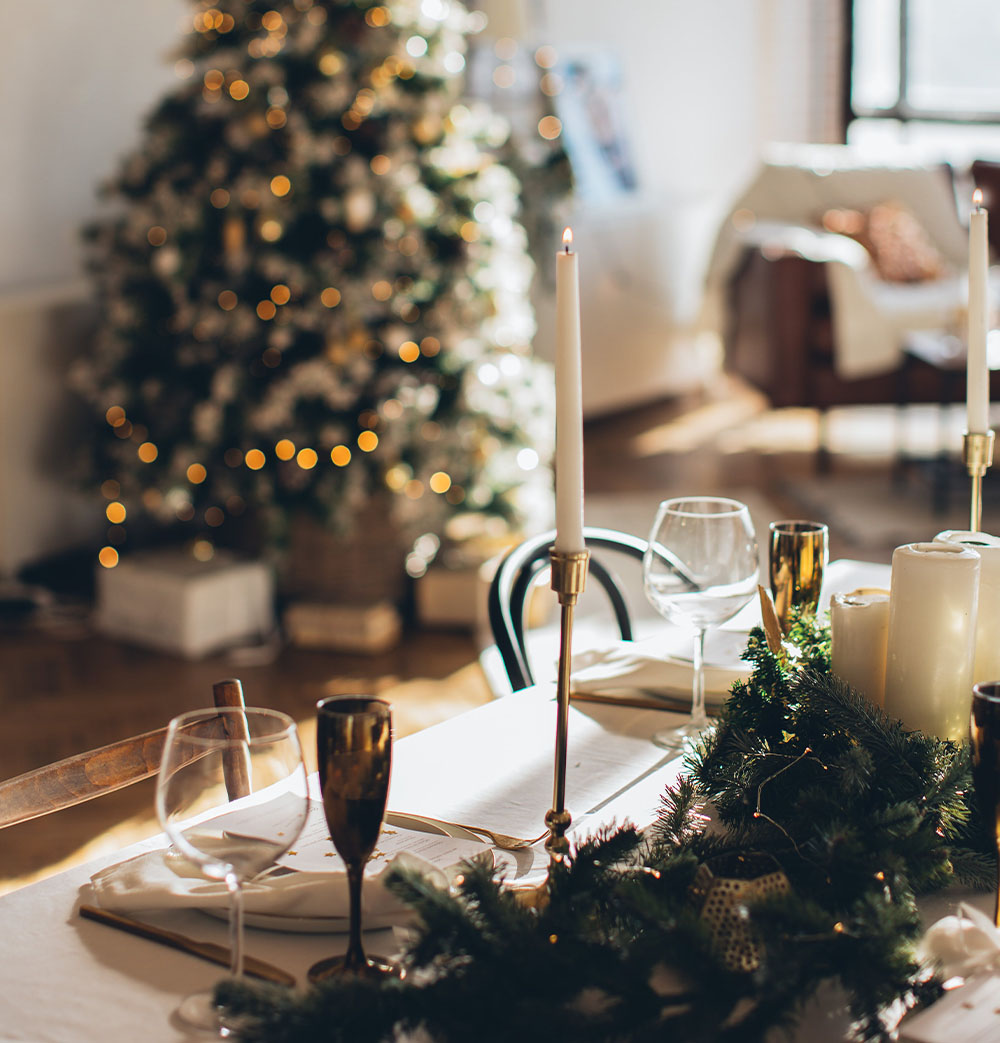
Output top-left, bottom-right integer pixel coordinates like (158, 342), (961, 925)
(935, 530), (1000, 686)
(884, 542), (980, 740)
(830, 588), (890, 707)
(967, 191), (990, 434)
(554, 227), (585, 553)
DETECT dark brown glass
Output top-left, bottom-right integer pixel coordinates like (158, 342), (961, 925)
(309, 696), (394, 981)
(971, 682), (1000, 926)
(768, 520), (829, 633)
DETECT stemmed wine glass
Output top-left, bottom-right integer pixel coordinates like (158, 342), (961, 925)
(971, 682), (1000, 926)
(643, 496), (759, 751)
(155, 706), (308, 1035)
(308, 696), (397, 982)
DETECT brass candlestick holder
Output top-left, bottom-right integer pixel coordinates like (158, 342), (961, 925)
(544, 547), (590, 863)
(964, 430), (996, 532)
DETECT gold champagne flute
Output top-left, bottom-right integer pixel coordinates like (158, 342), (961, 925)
(308, 696), (397, 982)
(768, 520), (829, 633)
(971, 682), (1000, 926)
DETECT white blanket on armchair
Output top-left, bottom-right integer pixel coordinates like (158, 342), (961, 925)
(704, 143), (984, 380)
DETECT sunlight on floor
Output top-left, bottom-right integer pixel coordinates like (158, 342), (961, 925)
(632, 396), (970, 463)
(628, 388), (767, 456)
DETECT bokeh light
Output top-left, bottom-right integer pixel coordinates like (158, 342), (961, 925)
(98, 547), (119, 569)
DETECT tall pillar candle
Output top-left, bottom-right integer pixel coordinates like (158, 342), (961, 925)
(884, 542), (980, 740)
(554, 227), (585, 553)
(830, 588), (890, 707)
(935, 530), (1000, 685)
(968, 190), (989, 434)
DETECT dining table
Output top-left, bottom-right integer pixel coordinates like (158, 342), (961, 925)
(5, 558), (961, 1043)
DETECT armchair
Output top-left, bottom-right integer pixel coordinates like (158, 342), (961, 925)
(705, 144), (993, 418)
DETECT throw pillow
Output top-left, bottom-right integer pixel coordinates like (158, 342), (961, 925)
(820, 201), (948, 283)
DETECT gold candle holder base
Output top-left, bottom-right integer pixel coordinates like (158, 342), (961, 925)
(964, 430), (995, 533)
(544, 548), (590, 864)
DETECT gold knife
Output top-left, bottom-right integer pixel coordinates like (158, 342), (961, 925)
(79, 904), (296, 986)
(570, 690), (686, 712)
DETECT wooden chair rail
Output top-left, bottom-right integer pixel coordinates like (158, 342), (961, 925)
(0, 678), (249, 830)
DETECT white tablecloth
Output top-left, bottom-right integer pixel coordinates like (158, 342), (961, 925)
(0, 560), (897, 1042)
(0, 685), (690, 1043)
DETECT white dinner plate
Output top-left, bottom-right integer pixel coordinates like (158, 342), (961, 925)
(200, 818), (488, 934)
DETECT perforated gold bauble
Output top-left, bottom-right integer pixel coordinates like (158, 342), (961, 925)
(688, 852), (790, 973)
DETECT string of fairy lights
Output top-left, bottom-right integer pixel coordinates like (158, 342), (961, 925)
(82, 0), (568, 570)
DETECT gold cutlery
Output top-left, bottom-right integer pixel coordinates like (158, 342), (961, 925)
(79, 904), (296, 986)
(570, 690), (688, 713)
(384, 810), (548, 851)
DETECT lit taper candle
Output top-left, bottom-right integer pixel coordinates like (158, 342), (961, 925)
(554, 227), (585, 553)
(968, 188), (990, 433)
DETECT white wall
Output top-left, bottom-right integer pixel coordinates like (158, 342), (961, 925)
(0, 0), (187, 293)
(0, 0), (821, 571)
(531, 0), (819, 414)
(0, 1), (187, 574)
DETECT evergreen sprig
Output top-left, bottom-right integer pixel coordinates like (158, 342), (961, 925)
(219, 617), (993, 1042)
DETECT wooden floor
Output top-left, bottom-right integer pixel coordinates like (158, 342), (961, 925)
(0, 377), (916, 890)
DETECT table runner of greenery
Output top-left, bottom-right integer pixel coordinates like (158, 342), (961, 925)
(220, 617), (994, 1042)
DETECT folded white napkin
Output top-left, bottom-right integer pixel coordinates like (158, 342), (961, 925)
(90, 847), (443, 922)
(570, 631), (750, 703)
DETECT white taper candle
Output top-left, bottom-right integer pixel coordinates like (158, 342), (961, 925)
(554, 227), (585, 553)
(968, 190), (990, 433)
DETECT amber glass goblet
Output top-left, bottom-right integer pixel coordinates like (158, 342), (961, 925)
(308, 696), (397, 982)
(971, 682), (1000, 926)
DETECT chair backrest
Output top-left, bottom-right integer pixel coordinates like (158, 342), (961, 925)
(0, 678), (249, 830)
(487, 526), (652, 692)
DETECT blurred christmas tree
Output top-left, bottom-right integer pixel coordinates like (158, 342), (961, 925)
(71, 0), (568, 574)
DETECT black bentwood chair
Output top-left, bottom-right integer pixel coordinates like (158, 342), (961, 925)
(487, 526), (697, 692)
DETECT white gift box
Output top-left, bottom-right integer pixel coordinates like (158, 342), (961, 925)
(96, 549), (275, 658)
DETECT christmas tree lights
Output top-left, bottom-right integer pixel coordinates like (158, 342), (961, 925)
(72, 0), (567, 569)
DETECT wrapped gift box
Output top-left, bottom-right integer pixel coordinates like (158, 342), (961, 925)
(283, 600), (401, 653)
(96, 549), (275, 659)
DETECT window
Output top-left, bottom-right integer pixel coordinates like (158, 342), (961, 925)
(849, 0), (1000, 151)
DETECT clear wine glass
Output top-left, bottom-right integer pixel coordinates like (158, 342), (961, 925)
(308, 695), (397, 983)
(155, 706), (308, 1035)
(643, 496), (759, 751)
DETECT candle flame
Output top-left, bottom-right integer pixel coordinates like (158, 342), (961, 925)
(974, 188), (984, 210)
(562, 226), (573, 251)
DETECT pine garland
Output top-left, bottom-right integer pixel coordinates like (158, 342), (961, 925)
(219, 617), (994, 1041)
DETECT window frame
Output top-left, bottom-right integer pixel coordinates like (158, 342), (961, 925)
(848, 0), (1000, 127)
